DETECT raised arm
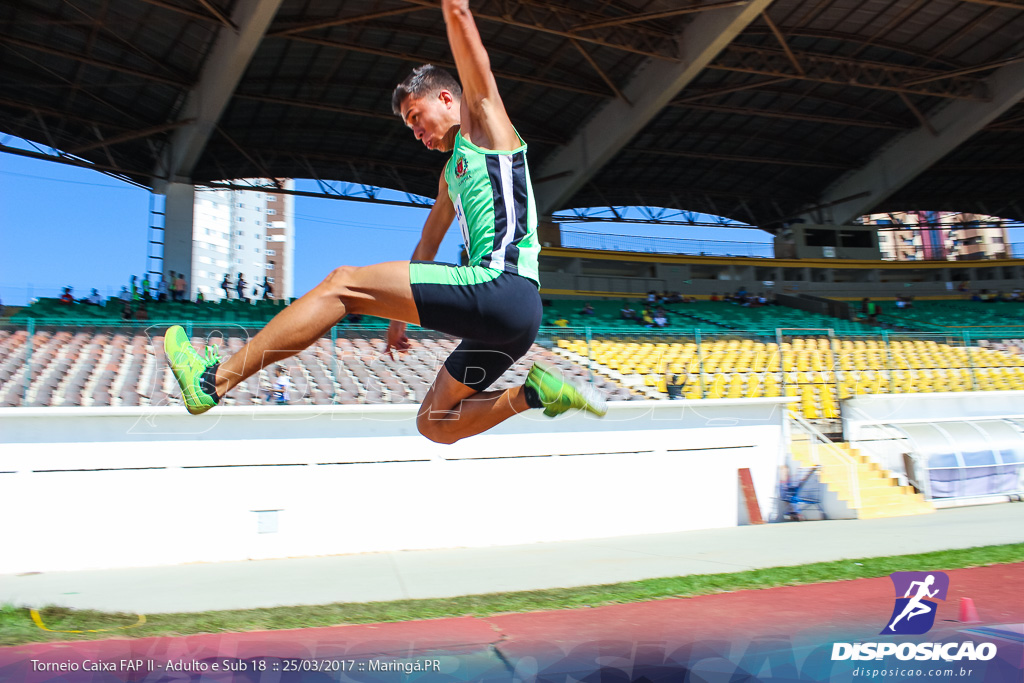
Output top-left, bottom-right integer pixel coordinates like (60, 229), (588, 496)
(387, 174), (457, 357)
(411, 173), (457, 262)
(441, 0), (519, 151)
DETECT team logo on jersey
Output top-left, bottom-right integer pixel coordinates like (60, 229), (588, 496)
(454, 154), (468, 180)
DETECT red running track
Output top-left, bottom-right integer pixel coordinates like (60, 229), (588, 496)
(1, 563), (1021, 682)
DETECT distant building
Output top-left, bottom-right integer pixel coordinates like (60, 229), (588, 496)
(190, 180), (294, 301)
(864, 211), (1011, 262)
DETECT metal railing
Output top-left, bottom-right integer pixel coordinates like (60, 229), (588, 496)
(790, 413), (862, 512)
(558, 230), (775, 258)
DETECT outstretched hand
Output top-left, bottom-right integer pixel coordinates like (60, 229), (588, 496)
(385, 320), (411, 358)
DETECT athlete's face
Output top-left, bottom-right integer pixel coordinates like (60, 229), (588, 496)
(400, 90), (459, 152)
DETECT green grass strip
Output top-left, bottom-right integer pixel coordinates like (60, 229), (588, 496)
(2, 542), (1022, 647)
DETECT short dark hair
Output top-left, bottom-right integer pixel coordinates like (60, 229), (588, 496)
(391, 64), (462, 116)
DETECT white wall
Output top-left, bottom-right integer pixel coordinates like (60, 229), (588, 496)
(0, 400), (790, 574)
(844, 391), (1024, 428)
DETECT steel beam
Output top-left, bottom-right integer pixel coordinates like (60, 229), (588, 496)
(153, 0), (284, 185)
(958, 0), (1024, 9)
(710, 45), (987, 100)
(570, 1), (751, 32)
(281, 34), (613, 99)
(629, 146), (854, 170)
(136, 0), (224, 24)
(68, 119), (193, 155)
(399, 0), (676, 60)
(0, 35), (188, 87)
(671, 101), (909, 129)
(800, 59), (1024, 225)
(534, 0), (775, 216)
(270, 6), (426, 37)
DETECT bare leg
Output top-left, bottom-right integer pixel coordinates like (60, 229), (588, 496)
(416, 367), (532, 444)
(213, 261), (418, 396)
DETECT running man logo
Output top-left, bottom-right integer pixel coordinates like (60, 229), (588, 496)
(881, 571), (950, 635)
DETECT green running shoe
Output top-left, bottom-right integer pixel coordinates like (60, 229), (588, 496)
(525, 361), (608, 418)
(164, 325), (221, 415)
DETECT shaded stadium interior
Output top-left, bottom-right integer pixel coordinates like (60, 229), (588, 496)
(2, 0), (1023, 227)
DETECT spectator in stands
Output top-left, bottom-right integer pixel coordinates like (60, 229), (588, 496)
(641, 307), (655, 327)
(653, 307), (668, 328)
(59, 287), (75, 305)
(620, 302), (636, 320)
(757, 292), (767, 306)
(236, 273), (247, 304)
(118, 286), (131, 303)
(121, 300), (133, 321)
(85, 288), (103, 306)
(647, 291), (657, 305)
(270, 366), (291, 404)
(553, 316), (569, 327)
(157, 274), (169, 302)
(262, 276), (273, 300)
(141, 275), (152, 301)
(710, 292), (720, 302)
(196, 291), (205, 303)
(221, 273), (232, 300)
(581, 302), (595, 316)
(135, 302), (149, 321)
(174, 272), (187, 302)
(665, 370), (686, 399)
(130, 275), (140, 301)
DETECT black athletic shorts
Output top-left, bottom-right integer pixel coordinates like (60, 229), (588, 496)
(409, 261), (542, 392)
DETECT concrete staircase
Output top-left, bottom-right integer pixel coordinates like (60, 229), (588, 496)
(790, 440), (934, 519)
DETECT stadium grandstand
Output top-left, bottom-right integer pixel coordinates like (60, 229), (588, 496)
(3, 0), (1024, 577)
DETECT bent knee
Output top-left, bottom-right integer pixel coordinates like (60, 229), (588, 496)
(323, 265), (360, 292)
(416, 411), (460, 445)
(320, 265), (364, 306)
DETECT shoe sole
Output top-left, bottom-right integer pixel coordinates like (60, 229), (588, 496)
(571, 379), (608, 417)
(164, 327), (215, 415)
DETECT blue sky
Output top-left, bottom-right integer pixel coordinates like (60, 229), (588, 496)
(0, 137), (773, 307)
(8, 139), (1022, 308)
(0, 143), (450, 306)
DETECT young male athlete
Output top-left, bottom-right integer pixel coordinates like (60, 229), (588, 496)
(165, 0), (606, 443)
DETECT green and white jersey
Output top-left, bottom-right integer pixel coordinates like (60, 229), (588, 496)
(444, 130), (541, 285)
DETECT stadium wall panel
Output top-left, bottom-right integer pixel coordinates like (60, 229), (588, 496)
(0, 400), (790, 573)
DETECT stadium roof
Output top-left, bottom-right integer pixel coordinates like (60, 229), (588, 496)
(2, 0), (1023, 230)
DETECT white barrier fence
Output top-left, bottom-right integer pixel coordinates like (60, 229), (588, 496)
(1, 399), (790, 574)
